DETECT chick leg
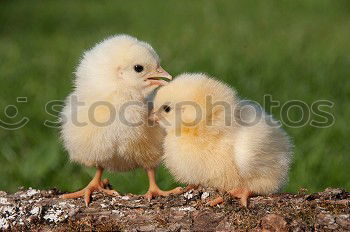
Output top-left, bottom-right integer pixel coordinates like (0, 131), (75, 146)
(61, 167), (119, 206)
(144, 168), (183, 200)
(228, 188), (251, 207)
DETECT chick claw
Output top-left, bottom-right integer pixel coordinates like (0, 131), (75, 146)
(144, 186), (183, 201)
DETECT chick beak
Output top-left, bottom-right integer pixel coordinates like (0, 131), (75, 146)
(144, 66), (172, 86)
(149, 111), (160, 123)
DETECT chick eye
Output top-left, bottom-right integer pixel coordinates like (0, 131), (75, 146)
(163, 105), (171, 113)
(134, 65), (144, 73)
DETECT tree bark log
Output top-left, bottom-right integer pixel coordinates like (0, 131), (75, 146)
(0, 187), (349, 231)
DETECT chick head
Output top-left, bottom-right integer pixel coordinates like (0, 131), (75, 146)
(152, 73), (237, 134)
(75, 34), (172, 97)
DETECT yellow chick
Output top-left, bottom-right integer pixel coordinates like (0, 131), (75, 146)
(60, 35), (182, 206)
(151, 73), (293, 207)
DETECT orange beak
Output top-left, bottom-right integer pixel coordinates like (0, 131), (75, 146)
(144, 66), (172, 86)
(149, 111), (160, 123)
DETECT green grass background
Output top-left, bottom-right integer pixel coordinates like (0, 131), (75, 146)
(0, 0), (349, 194)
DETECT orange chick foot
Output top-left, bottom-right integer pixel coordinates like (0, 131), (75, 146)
(144, 168), (183, 201)
(61, 168), (119, 206)
(228, 188), (251, 207)
(61, 178), (119, 206)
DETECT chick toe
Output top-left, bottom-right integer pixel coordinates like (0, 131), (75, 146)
(144, 186), (183, 201)
(207, 196), (224, 207)
(184, 184), (200, 192)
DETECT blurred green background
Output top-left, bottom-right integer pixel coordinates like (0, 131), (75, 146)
(0, 0), (349, 194)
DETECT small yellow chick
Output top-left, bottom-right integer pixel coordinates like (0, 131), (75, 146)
(151, 73), (293, 207)
(61, 35), (182, 205)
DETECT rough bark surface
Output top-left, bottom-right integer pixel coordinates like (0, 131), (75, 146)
(0, 187), (349, 231)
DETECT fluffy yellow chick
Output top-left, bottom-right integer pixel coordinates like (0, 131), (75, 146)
(151, 73), (293, 207)
(60, 35), (182, 205)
